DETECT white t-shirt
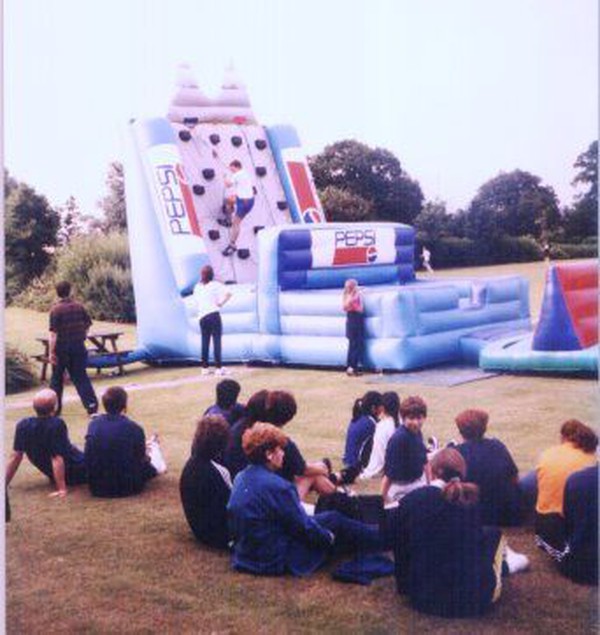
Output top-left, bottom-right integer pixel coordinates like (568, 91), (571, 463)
(231, 168), (254, 199)
(193, 280), (228, 320)
(360, 415), (397, 480)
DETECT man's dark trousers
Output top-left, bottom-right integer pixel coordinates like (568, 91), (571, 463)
(50, 341), (98, 415)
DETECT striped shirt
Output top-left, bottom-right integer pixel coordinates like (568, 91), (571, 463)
(49, 298), (92, 344)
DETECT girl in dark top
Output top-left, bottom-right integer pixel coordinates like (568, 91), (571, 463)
(393, 448), (529, 618)
(455, 409), (522, 526)
(180, 414), (232, 549)
(338, 391), (383, 484)
(342, 278), (365, 376)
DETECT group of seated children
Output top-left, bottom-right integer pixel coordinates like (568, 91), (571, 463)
(6, 387), (167, 499)
(8, 380), (597, 618)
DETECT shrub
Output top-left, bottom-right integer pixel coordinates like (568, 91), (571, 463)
(552, 243), (598, 260)
(319, 186), (373, 223)
(14, 232), (136, 323)
(6, 345), (37, 394)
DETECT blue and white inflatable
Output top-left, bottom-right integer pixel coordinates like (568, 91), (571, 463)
(123, 64), (532, 372)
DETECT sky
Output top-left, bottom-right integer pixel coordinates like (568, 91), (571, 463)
(4, 0), (598, 216)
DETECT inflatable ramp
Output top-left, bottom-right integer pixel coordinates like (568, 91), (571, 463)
(480, 260), (598, 374)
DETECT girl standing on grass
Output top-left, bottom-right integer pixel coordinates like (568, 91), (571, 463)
(342, 278), (365, 376)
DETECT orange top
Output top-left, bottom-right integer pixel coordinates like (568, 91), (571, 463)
(536, 442), (597, 515)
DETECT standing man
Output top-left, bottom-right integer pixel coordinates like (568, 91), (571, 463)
(85, 386), (167, 498)
(421, 246), (434, 273)
(5, 388), (87, 497)
(221, 160), (255, 257)
(49, 281), (98, 416)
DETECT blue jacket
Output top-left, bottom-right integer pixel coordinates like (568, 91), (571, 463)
(227, 464), (333, 576)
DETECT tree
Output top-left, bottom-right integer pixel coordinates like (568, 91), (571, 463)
(5, 180), (60, 299)
(57, 196), (98, 245)
(564, 141), (598, 239)
(413, 200), (453, 244)
(309, 140), (424, 224)
(319, 186), (373, 223)
(97, 161), (127, 232)
(463, 170), (561, 241)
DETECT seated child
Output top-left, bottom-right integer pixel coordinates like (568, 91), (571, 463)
(381, 396), (428, 504)
(204, 379), (246, 427)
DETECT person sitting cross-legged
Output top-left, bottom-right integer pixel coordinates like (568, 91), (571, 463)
(180, 414), (232, 550)
(227, 423), (384, 577)
(84, 386), (167, 498)
(5, 388), (87, 498)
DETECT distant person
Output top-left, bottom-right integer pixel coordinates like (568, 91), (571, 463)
(559, 465), (598, 585)
(5, 388), (87, 497)
(227, 423), (383, 577)
(543, 242), (551, 262)
(48, 280), (98, 416)
(421, 246), (433, 273)
(193, 265), (232, 376)
(85, 386), (167, 498)
(535, 419), (597, 558)
(360, 391), (400, 480)
(455, 409), (522, 526)
(393, 448), (529, 618)
(204, 379), (246, 426)
(342, 278), (365, 376)
(382, 396), (429, 504)
(180, 414), (232, 550)
(221, 160), (256, 256)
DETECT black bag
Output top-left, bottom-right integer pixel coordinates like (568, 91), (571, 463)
(315, 492), (384, 526)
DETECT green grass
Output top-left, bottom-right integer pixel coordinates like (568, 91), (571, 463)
(5, 260), (599, 633)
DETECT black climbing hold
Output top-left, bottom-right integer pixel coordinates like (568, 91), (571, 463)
(231, 136), (243, 147)
(237, 249), (250, 260)
(179, 130), (192, 142)
(192, 184), (205, 196)
(208, 230), (220, 241)
(202, 169), (215, 180)
(209, 133), (220, 145)
(253, 226), (265, 234)
(255, 167), (267, 177)
(255, 139), (267, 150)
(277, 201), (288, 210)
(225, 280), (236, 285)
(252, 186), (258, 195)
(184, 117), (199, 126)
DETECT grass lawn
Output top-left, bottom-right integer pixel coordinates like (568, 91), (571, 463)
(5, 260), (598, 633)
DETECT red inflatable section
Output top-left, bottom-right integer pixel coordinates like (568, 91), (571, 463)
(556, 261), (598, 348)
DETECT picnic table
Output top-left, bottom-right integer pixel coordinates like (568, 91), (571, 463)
(33, 331), (129, 381)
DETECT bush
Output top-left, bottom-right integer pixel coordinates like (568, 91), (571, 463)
(319, 186), (373, 223)
(551, 242), (598, 260)
(6, 345), (37, 394)
(15, 233), (136, 323)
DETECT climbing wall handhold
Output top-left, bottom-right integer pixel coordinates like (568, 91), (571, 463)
(237, 249), (251, 260)
(208, 230), (220, 241)
(202, 168), (215, 180)
(184, 117), (199, 126)
(255, 167), (267, 177)
(253, 226), (265, 234)
(277, 201), (288, 210)
(179, 130), (192, 142)
(192, 185), (205, 195)
(254, 139), (267, 150)
(231, 136), (243, 147)
(209, 133), (220, 145)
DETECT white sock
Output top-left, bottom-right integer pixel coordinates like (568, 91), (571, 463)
(147, 436), (167, 474)
(504, 544), (530, 574)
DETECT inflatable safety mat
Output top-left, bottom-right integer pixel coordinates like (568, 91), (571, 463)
(366, 364), (499, 387)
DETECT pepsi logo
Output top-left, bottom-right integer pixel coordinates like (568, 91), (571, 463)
(303, 208), (323, 224)
(366, 245), (378, 263)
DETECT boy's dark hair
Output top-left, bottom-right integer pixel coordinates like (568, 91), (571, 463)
(266, 390), (297, 427)
(400, 395), (427, 419)
(102, 386), (128, 415)
(351, 398), (362, 421)
(216, 379), (241, 409)
(200, 265), (214, 284)
(361, 391), (383, 417)
(192, 414), (230, 461)
(245, 390), (270, 425)
(55, 281), (71, 298)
